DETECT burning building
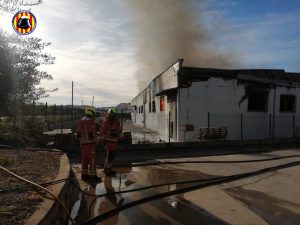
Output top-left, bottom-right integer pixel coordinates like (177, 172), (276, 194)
(131, 59), (300, 142)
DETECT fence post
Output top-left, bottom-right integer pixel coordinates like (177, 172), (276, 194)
(74, 107), (76, 120)
(240, 113), (243, 140)
(269, 114), (272, 139)
(66, 106), (69, 122)
(272, 86), (276, 139)
(207, 112), (210, 137)
(272, 114), (276, 138)
(293, 114), (295, 138)
(54, 104), (57, 125)
(121, 109), (124, 132)
(45, 102), (49, 130)
(45, 102), (48, 121)
(61, 105), (64, 146)
(168, 111), (171, 143)
(13, 116), (17, 147)
(32, 99), (35, 117)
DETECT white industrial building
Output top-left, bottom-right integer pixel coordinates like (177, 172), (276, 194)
(131, 59), (300, 142)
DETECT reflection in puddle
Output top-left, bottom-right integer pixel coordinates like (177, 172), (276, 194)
(91, 176), (126, 225)
(73, 168), (132, 225)
(72, 165), (225, 225)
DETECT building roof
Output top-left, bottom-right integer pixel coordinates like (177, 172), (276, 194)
(115, 103), (130, 110)
(131, 60), (300, 101)
(181, 67), (300, 86)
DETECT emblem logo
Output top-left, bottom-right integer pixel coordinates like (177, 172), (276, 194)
(12, 10), (37, 35)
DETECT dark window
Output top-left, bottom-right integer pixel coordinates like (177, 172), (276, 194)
(248, 90), (268, 112)
(152, 100), (156, 113)
(167, 94), (176, 103)
(132, 106), (137, 113)
(141, 105), (143, 113)
(280, 95), (296, 113)
(160, 96), (165, 111)
(149, 102), (151, 113)
(138, 106), (140, 113)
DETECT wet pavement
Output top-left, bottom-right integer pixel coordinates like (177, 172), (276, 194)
(71, 149), (300, 225)
(71, 165), (228, 225)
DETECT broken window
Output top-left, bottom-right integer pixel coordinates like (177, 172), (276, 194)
(152, 100), (156, 113)
(280, 95), (296, 113)
(248, 90), (268, 112)
(160, 96), (165, 111)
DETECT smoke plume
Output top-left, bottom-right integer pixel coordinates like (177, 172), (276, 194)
(123, 0), (239, 90)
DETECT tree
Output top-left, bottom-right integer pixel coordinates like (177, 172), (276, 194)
(0, 0), (43, 13)
(0, 0), (55, 116)
(0, 31), (56, 115)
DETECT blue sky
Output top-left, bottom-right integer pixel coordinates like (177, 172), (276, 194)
(0, 0), (300, 106)
(209, 0), (300, 70)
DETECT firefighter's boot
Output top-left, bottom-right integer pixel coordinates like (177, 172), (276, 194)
(88, 175), (102, 182)
(103, 167), (116, 177)
(81, 173), (89, 181)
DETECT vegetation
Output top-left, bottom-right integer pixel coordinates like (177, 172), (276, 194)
(0, 0), (55, 116)
(0, 0), (56, 147)
(0, 0), (43, 13)
(0, 32), (56, 116)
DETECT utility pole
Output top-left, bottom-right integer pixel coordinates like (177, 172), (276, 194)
(71, 81), (74, 120)
(92, 96), (94, 107)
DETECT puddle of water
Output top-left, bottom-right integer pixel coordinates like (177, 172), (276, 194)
(69, 192), (82, 225)
(72, 165), (226, 225)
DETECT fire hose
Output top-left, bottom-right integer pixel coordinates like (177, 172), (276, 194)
(2, 144), (300, 225)
(70, 154), (300, 199)
(0, 165), (77, 225)
(82, 160), (300, 225)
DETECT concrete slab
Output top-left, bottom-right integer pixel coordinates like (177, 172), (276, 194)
(161, 149), (300, 225)
(183, 187), (269, 225)
(71, 149), (300, 225)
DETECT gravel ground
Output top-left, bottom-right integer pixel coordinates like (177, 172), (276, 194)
(0, 148), (62, 225)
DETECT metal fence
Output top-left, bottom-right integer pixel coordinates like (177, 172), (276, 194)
(0, 103), (85, 128)
(0, 103), (85, 147)
(208, 112), (299, 140)
(0, 102), (132, 147)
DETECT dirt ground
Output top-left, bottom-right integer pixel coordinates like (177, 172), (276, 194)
(0, 148), (62, 225)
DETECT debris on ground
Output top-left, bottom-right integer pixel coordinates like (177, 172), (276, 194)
(0, 148), (61, 225)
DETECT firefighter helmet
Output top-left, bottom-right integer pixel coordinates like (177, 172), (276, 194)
(108, 108), (117, 118)
(17, 16), (31, 29)
(85, 107), (96, 118)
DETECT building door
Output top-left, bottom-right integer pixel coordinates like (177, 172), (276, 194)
(168, 96), (177, 140)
